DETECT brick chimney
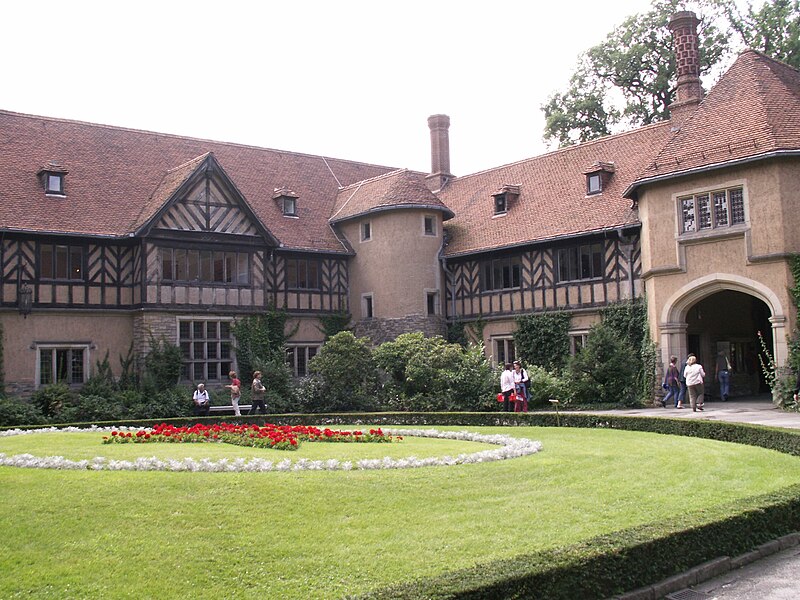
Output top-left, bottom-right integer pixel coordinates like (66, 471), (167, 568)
(425, 114), (452, 191)
(668, 11), (704, 125)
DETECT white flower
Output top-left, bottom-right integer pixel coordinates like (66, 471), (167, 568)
(0, 426), (542, 473)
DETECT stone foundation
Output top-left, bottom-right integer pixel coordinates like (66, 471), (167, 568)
(353, 315), (447, 345)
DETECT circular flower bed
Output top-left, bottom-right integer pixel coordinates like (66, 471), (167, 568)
(0, 425), (542, 472)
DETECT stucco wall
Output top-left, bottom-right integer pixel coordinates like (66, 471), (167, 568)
(637, 158), (799, 366)
(1, 310), (134, 394)
(341, 209), (444, 321)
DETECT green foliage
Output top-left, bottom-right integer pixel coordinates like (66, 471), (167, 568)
(446, 320), (469, 347)
(567, 323), (637, 405)
(373, 333), (495, 411)
(525, 365), (570, 407)
(142, 335), (182, 391)
(724, 0), (800, 67)
(60, 393), (125, 423)
(31, 383), (74, 418)
(250, 354), (293, 412)
(601, 298), (655, 404)
(118, 342), (138, 391)
(231, 307), (297, 401)
(513, 312), (571, 371)
(307, 331), (378, 412)
(81, 351), (117, 398)
(317, 311), (352, 340)
(0, 396), (46, 427)
(542, 0), (730, 146)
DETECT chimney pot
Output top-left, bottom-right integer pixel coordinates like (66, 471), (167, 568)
(668, 11), (704, 124)
(426, 114), (452, 191)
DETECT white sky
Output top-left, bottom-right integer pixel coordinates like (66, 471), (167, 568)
(4, 0), (663, 175)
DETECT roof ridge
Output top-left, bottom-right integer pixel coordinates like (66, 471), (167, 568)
(0, 108), (399, 172)
(167, 152), (211, 173)
(454, 121), (673, 181)
(336, 168), (409, 191)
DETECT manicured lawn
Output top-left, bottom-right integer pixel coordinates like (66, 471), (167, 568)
(2, 425), (800, 599)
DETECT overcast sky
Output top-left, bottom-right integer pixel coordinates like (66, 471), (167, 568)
(5, 0), (671, 175)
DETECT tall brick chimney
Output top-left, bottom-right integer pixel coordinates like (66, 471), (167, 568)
(426, 114), (452, 191)
(668, 11), (704, 125)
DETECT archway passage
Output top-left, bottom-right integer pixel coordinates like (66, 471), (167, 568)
(686, 290), (772, 398)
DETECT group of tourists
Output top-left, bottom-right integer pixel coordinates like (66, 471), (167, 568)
(661, 350), (731, 412)
(500, 360), (530, 413)
(191, 370), (268, 417)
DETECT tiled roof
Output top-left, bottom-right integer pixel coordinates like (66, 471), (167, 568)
(330, 169), (454, 223)
(632, 50), (800, 189)
(439, 122), (674, 257)
(0, 110), (397, 252)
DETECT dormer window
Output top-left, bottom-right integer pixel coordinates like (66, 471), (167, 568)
(494, 193), (508, 215)
(587, 173), (602, 195)
(273, 186), (299, 217)
(38, 162), (68, 197)
(492, 184), (521, 216)
(583, 162), (615, 196)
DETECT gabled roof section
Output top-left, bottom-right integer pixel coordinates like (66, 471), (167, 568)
(133, 153), (279, 245)
(439, 122), (674, 257)
(329, 168), (454, 224)
(0, 110), (397, 249)
(629, 50), (800, 194)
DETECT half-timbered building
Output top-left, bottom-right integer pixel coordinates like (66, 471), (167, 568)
(2, 11), (800, 399)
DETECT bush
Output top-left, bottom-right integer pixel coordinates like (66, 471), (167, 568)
(129, 385), (194, 420)
(308, 331), (378, 412)
(0, 396), (46, 427)
(141, 335), (182, 392)
(526, 365), (570, 407)
(373, 333), (495, 411)
(566, 323), (636, 405)
(59, 394), (126, 423)
(31, 383), (74, 418)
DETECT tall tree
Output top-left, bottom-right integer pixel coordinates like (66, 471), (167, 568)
(542, 0), (730, 147)
(723, 0), (800, 67)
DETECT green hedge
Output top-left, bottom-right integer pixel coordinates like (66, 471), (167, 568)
(4, 412), (800, 599)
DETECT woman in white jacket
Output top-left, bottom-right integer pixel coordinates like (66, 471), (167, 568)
(683, 354), (706, 412)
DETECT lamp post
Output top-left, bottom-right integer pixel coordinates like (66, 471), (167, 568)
(18, 284), (32, 318)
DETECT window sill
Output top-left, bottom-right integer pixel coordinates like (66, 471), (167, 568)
(678, 224), (748, 244)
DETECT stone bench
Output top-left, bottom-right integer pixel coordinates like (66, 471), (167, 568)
(207, 404), (253, 415)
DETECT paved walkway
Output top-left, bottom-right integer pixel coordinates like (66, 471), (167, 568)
(594, 395), (800, 600)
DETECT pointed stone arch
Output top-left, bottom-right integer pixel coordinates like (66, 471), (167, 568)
(659, 273), (788, 367)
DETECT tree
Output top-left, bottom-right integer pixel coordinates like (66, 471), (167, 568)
(307, 331), (378, 412)
(567, 323), (637, 405)
(513, 312), (571, 372)
(723, 0), (800, 67)
(542, 0), (730, 146)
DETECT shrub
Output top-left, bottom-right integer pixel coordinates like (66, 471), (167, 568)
(31, 383), (74, 418)
(60, 394), (125, 423)
(308, 331), (378, 412)
(566, 323), (636, 405)
(129, 385), (194, 419)
(0, 396), (46, 427)
(141, 335), (182, 392)
(373, 333), (494, 411)
(81, 351), (118, 398)
(525, 365), (570, 407)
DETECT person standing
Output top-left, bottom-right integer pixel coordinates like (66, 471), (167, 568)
(192, 382), (210, 417)
(683, 354), (706, 412)
(677, 355), (689, 409)
(249, 370), (267, 415)
(715, 350), (731, 401)
(226, 370), (242, 417)
(663, 356), (681, 408)
(512, 360), (529, 413)
(500, 363), (515, 412)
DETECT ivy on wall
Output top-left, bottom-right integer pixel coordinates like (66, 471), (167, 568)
(513, 312), (571, 371)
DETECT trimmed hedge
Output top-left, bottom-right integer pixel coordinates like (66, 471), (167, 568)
(4, 411), (800, 599)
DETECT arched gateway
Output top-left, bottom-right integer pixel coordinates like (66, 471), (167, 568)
(658, 274), (788, 399)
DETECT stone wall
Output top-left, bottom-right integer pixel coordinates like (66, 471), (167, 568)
(353, 315), (447, 346)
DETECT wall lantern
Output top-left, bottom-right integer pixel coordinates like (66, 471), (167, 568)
(18, 284), (32, 318)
